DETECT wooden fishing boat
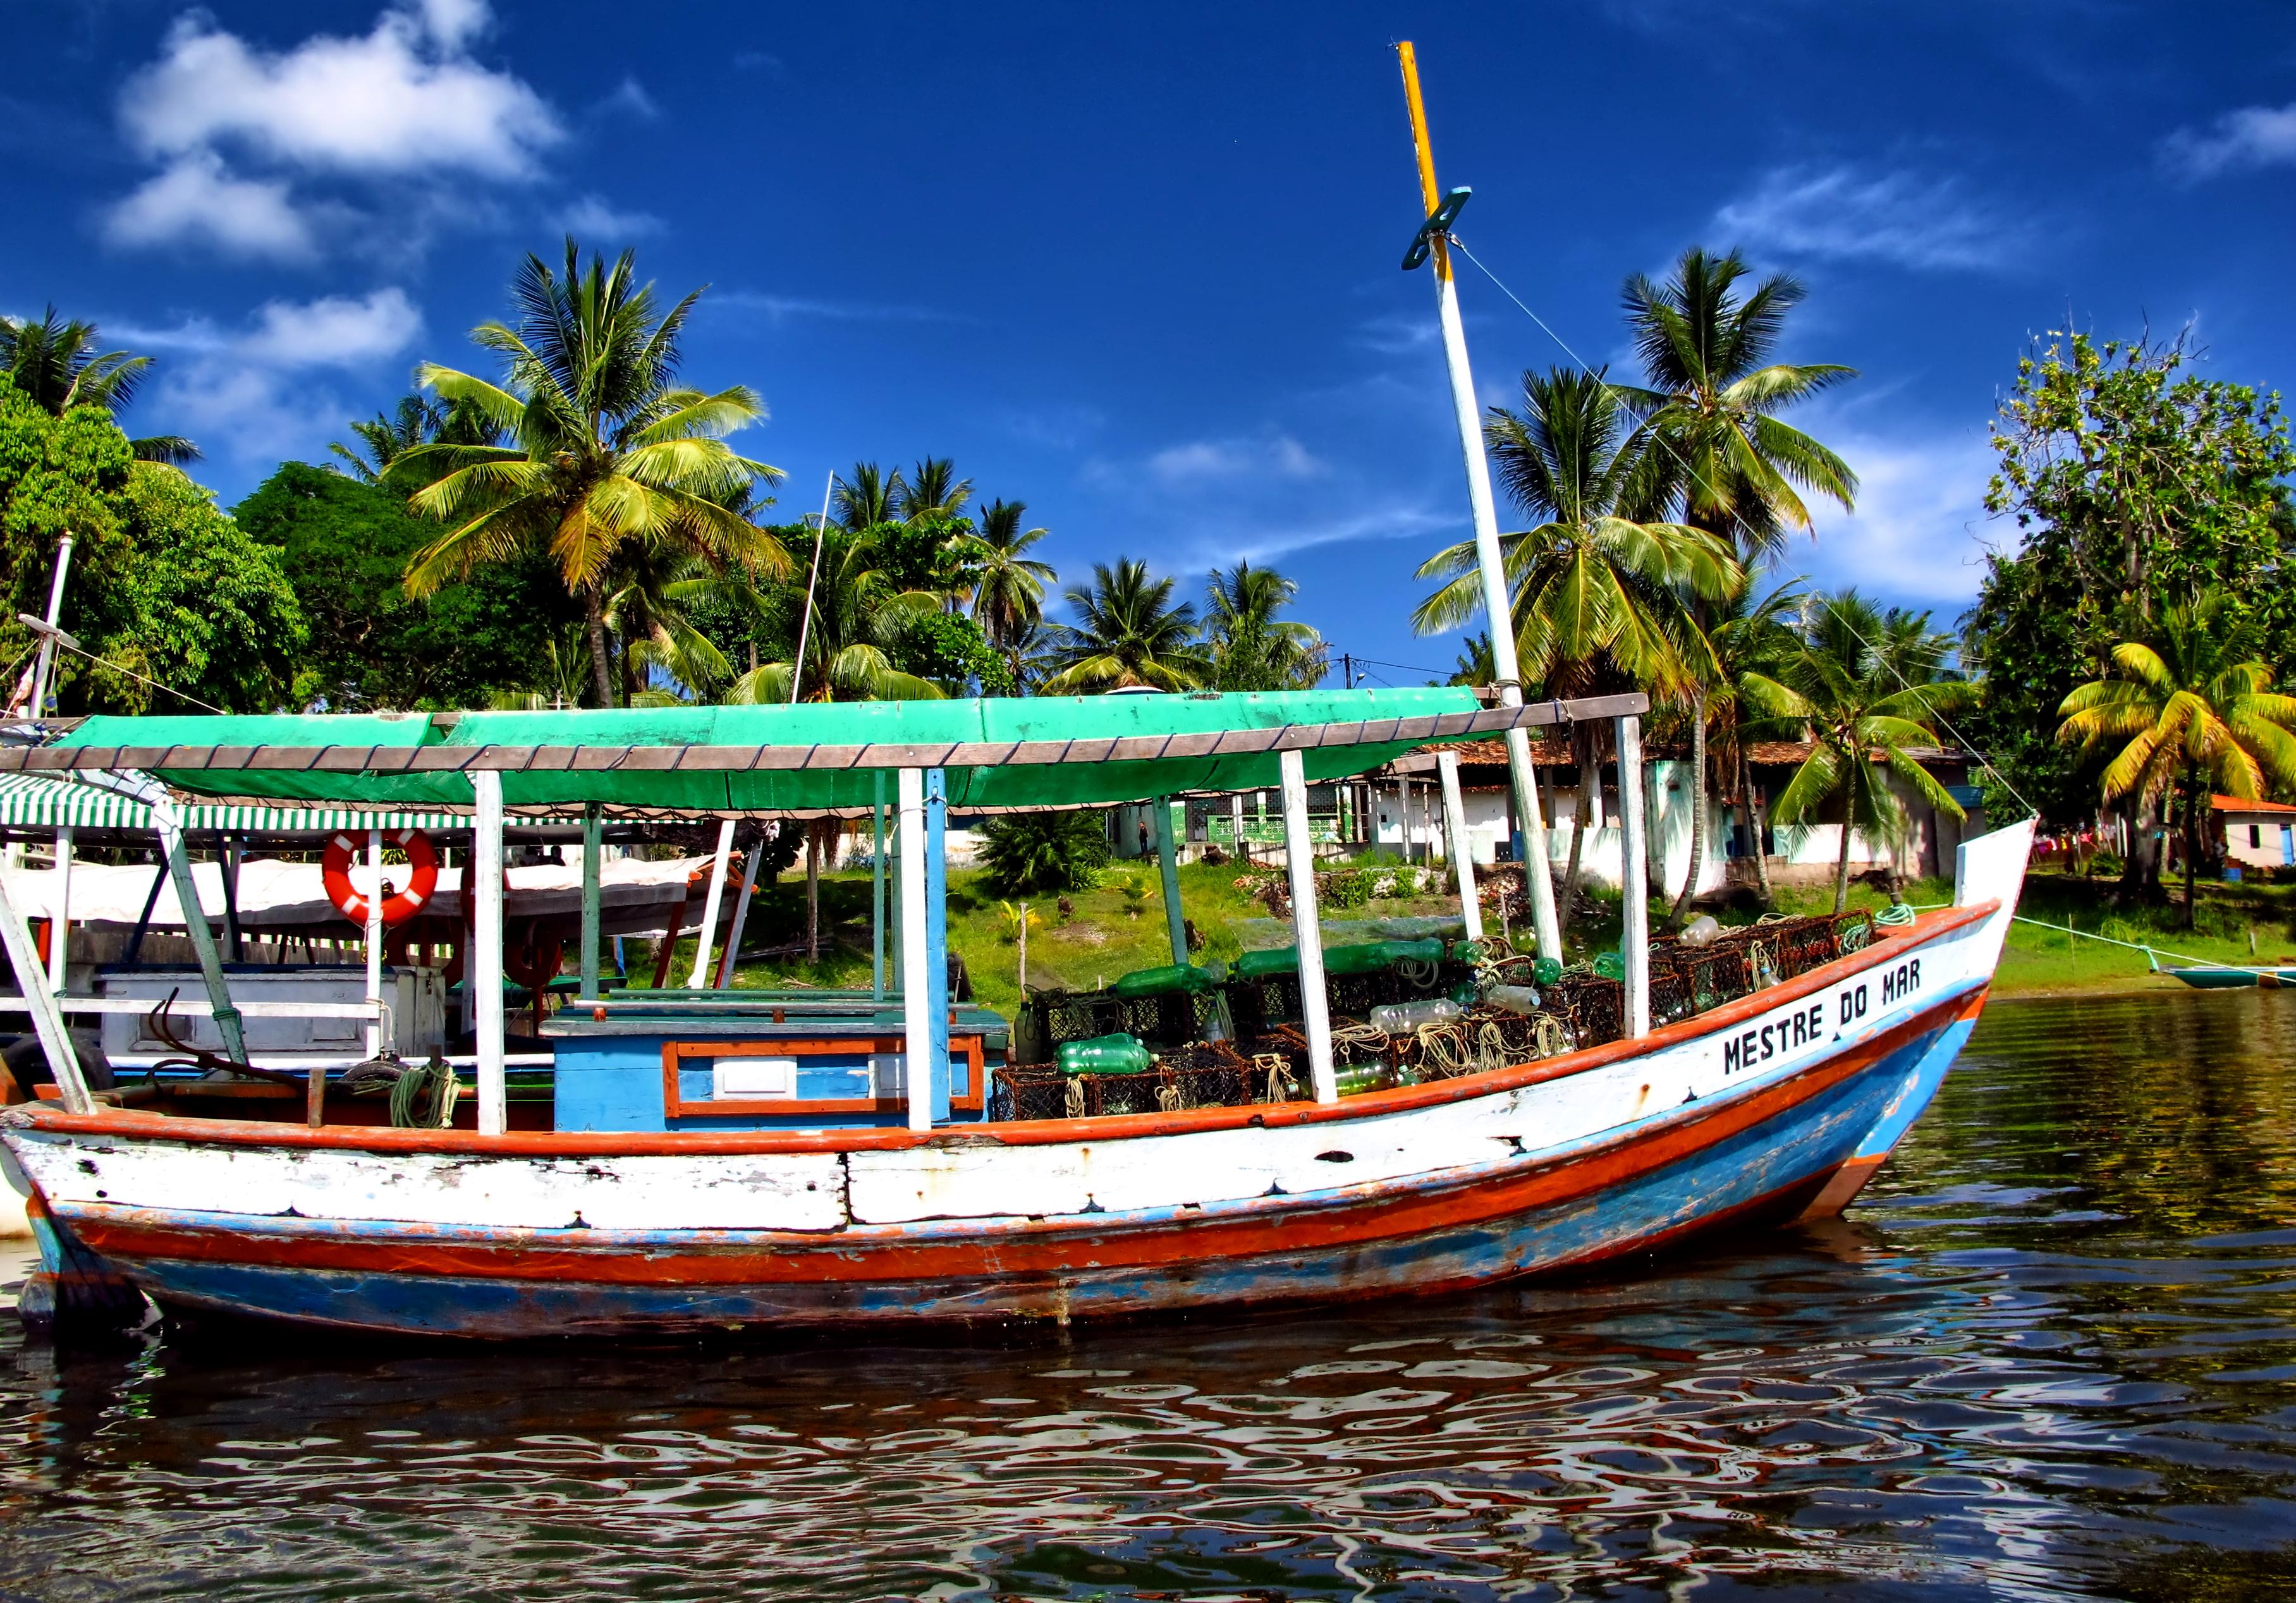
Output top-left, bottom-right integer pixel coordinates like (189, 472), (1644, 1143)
(0, 695), (2032, 1338)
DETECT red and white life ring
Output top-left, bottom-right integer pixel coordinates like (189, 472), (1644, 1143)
(322, 828), (439, 928)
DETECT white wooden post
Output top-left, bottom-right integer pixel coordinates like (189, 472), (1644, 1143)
(1438, 748), (1482, 942)
(578, 802), (602, 999)
(364, 827), (384, 1057)
(899, 769), (931, 1131)
(1230, 791), (1247, 863)
(1280, 749), (1337, 1104)
(472, 769), (507, 1135)
(1616, 714), (1649, 1039)
(1392, 777), (1409, 860)
(1153, 795), (1187, 965)
(687, 817), (737, 987)
(0, 869), (91, 1112)
(47, 826), (71, 994)
(716, 829), (763, 989)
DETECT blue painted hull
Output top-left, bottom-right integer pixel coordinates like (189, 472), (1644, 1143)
(82, 996), (1971, 1338)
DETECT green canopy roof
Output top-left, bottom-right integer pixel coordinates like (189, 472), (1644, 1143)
(3, 688), (1644, 814)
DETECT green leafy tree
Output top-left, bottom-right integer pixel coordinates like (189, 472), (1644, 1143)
(400, 240), (788, 707)
(977, 810), (1111, 894)
(97, 469), (305, 713)
(1415, 367), (1737, 928)
(0, 307), (199, 465)
(1203, 561), (1326, 691)
(235, 461), (583, 710)
(965, 498), (1056, 676)
(2057, 592), (2296, 927)
(833, 462), (903, 530)
(1613, 248), (1858, 564)
(1045, 559), (1209, 692)
(898, 456), (972, 523)
(1447, 631), (1494, 687)
(331, 392), (504, 484)
(1752, 591), (1969, 912)
(1968, 327), (2296, 893)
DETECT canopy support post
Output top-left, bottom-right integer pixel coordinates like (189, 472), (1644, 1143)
(472, 769), (507, 1136)
(46, 826), (71, 994)
(1616, 714), (1649, 1038)
(899, 769), (930, 1131)
(363, 828), (384, 1060)
(716, 831), (762, 989)
(221, 838), (244, 963)
(1154, 795), (1187, 965)
(872, 776), (888, 1001)
(686, 819), (736, 989)
(0, 867), (90, 1113)
(1438, 749), (1483, 943)
(1279, 750), (1337, 1105)
(149, 793), (247, 1067)
(579, 802), (602, 1000)
(1230, 791), (1247, 865)
(925, 769), (951, 1125)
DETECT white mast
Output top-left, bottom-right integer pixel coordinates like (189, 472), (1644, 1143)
(1394, 44), (1561, 964)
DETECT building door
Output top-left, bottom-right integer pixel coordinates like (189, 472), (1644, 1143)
(2282, 824), (2292, 866)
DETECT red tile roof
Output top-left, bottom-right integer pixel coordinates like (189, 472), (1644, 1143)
(2213, 794), (2296, 815)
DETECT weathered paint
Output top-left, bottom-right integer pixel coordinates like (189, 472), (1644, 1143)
(1, 819), (2031, 1337)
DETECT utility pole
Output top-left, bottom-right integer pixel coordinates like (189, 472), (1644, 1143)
(1395, 43), (1561, 962)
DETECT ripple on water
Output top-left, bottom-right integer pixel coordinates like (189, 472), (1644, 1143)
(0, 989), (2293, 1599)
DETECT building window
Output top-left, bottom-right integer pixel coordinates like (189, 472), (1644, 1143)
(2254, 824), (2264, 848)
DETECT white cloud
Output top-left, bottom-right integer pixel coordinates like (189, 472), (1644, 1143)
(241, 290), (424, 369)
(127, 291), (425, 461)
(121, 4), (558, 177)
(597, 78), (661, 121)
(106, 1), (558, 259)
(104, 151), (317, 259)
(1792, 430), (1998, 610)
(558, 195), (664, 239)
(1144, 434), (1326, 485)
(714, 290), (953, 324)
(1199, 502), (1456, 568)
(1714, 163), (2022, 272)
(2161, 101), (2296, 180)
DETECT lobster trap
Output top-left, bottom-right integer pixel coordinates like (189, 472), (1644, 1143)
(1015, 984), (1226, 1063)
(990, 1039), (1259, 1122)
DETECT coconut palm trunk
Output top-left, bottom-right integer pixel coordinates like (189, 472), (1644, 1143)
(1832, 796), (1856, 914)
(1740, 767), (1775, 909)
(2180, 768), (2200, 930)
(1669, 694), (1707, 927)
(1557, 733), (1599, 940)
(583, 585), (617, 709)
(805, 826), (823, 961)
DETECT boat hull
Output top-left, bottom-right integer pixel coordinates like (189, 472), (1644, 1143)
(3, 819), (2031, 1339)
(49, 992), (1975, 1336)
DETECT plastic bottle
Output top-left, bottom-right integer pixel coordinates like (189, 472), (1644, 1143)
(1482, 984), (1543, 1015)
(1056, 1033), (1154, 1076)
(1680, 914), (1720, 946)
(1367, 998), (1465, 1033)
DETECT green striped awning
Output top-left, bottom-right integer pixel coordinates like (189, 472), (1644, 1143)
(174, 803), (472, 833)
(0, 774), (151, 829)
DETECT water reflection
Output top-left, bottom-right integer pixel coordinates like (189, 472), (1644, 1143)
(0, 989), (2292, 1599)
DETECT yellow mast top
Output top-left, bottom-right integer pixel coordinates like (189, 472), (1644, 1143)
(1395, 42), (1451, 283)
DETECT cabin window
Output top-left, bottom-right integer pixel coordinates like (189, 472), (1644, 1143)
(2253, 825), (2264, 849)
(713, 1057), (796, 1100)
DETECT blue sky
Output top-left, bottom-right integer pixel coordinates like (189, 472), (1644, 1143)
(8, 0), (2295, 688)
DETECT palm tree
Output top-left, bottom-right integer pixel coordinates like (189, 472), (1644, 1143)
(1414, 367), (1739, 930)
(603, 542), (738, 704)
(1613, 248), (1858, 565)
(2057, 592), (2296, 927)
(1202, 561), (1327, 691)
(833, 462), (903, 530)
(1448, 631), (1495, 687)
(1750, 591), (1969, 913)
(0, 306), (200, 464)
(966, 499), (1056, 658)
(1675, 577), (1802, 920)
(399, 240), (787, 707)
(727, 527), (946, 956)
(998, 615), (1061, 695)
(898, 456), (972, 523)
(1044, 559), (1210, 692)
(331, 392), (505, 483)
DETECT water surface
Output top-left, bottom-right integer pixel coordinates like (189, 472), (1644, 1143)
(0, 989), (2291, 1600)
